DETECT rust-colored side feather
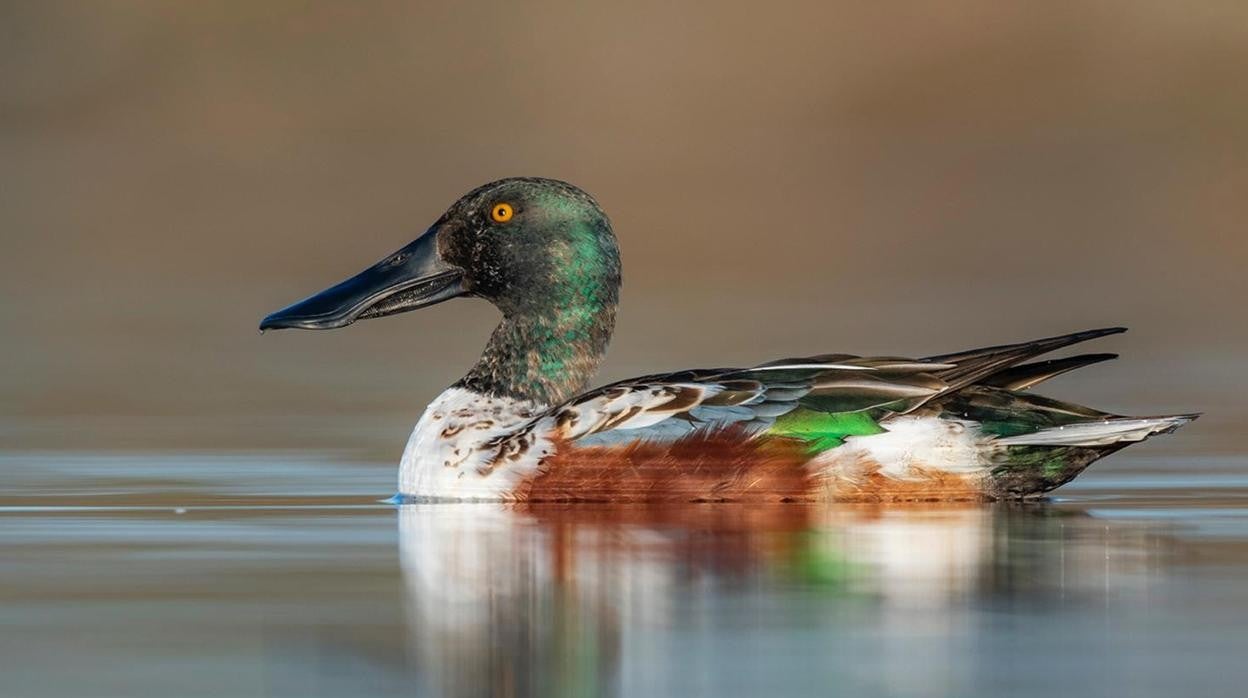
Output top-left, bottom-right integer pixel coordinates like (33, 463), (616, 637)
(515, 428), (819, 503)
(515, 429), (993, 503)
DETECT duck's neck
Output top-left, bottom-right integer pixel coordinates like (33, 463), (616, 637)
(456, 302), (616, 407)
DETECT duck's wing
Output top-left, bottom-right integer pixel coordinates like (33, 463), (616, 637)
(526, 327), (1128, 449)
(535, 359), (953, 446)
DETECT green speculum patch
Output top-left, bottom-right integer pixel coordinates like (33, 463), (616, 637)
(767, 408), (886, 452)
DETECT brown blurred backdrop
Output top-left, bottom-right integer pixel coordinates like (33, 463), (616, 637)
(2, 1), (1245, 456)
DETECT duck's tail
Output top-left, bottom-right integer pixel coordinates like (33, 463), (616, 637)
(984, 414), (1199, 498)
(912, 327), (1200, 499)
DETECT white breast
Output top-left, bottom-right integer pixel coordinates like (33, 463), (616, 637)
(398, 387), (551, 500)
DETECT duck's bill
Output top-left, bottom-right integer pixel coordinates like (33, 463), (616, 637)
(259, 228), (466, 331)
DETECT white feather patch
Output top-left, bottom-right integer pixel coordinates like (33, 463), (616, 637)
(816, 416), (989, 478)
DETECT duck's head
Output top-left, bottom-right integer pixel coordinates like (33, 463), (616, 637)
(260, 177), (621, 331)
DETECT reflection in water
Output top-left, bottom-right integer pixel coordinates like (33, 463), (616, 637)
(3, 453), (1245, 697)
(398, 503), (1168, 697)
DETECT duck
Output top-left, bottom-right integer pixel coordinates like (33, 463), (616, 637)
(260, 177), (1196, 502)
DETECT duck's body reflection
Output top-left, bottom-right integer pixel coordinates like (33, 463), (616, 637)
(398, 503), (1164, 697)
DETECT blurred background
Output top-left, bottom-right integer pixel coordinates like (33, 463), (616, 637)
(3, 1), (1245, 457)
(5, 6), (1248, 696)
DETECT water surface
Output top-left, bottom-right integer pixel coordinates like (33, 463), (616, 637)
(2, 452), (1247, 698)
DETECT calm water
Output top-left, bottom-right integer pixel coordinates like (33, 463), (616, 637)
(2, 451), (1247, 698)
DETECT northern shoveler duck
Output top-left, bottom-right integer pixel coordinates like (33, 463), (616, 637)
(260, 177), (1196, 502)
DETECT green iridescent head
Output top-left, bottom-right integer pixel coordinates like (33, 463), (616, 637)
(438, 177), (621, 318)
(260, 177), (622, 404)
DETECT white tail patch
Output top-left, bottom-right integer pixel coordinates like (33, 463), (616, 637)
(817, 416), (990, 478)
(995, 415), (1197, 447)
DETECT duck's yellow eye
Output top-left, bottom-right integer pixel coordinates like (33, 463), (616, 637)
(490, 202), (514, 223)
